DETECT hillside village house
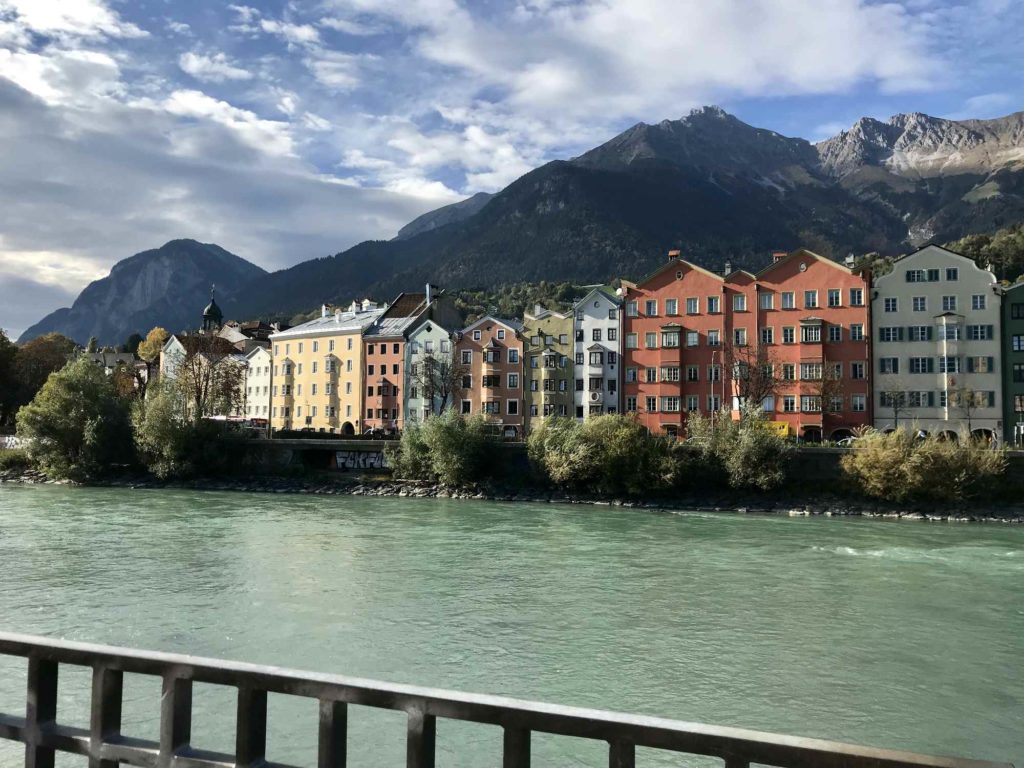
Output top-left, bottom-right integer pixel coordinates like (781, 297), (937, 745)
(522, 305), (573, 426)
(872, 244), (1002, 439)
(723, 249), (873, 441)
(456, 316), (525, 438)
(244, 346), (272, 423)
(269, 300), (385, 434)
(361, 286), (462, 433)
(405, 319), (459, 423)
(573, 287), (622, 419)
(1002, 281), (1024, 445)
(159, 333), (247, 418)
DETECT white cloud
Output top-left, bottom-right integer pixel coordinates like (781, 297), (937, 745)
(0, 47), (122, 106)
(0, 0), (147, 40)
(179, 51), (253, 83)
(304, 49), (372, 90)
(302, 112), (332, 131)
(259, 18), (320, 46)
(165, 20), (191, 36)
(944, 92), (1016, 121)
(318, 16), (384, 36)
(159, 89), (295, 157)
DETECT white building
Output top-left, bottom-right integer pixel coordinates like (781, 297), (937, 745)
(573, 287), (622, 419)
(404, 319), (457, 423)
(244, 346), (272, 423)
(872, 244), (1002, 438)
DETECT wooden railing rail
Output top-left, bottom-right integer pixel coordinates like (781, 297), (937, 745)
(0, 632), (1012, 768)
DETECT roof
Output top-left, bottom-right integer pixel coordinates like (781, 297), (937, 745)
(462, 315), (524, 334)
(269, 308), (385, 339)
(630, 253), (726, 289)
(84, 351), (135, 367)
(170, 334), (239, 355)
(364, 291), (433, 339)
(756, 248), (852, 279)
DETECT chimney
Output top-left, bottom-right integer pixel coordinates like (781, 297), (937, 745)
(534, 304), (544, 316)
(667, 249), (681, 260)
(844, 253), (856, 267)
(723, 260), (732, 276)
(771, 250), (787, 263)
(425, 283), (433, 305)
(321, 304), (329, 318)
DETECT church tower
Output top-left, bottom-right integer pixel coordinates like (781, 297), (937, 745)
(202, 286), (223, 333)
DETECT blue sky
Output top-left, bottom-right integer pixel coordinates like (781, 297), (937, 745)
(0, 0), (1022, 338)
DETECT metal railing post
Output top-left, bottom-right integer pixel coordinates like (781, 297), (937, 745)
(318, 699), (347, 768)
(89, 665), (123, 768)
(609, 738), (635, 768)
(406, 707), (435, 768)
(159, 674), (192, 767)
(502, 727), (530, 768)
(235, 686), (268, 767)
(25, 657), (58, 768)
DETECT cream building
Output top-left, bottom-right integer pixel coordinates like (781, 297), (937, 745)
(244, 346), (272, 422)
(872, 244), (1001, 438)
(269, 300), (385, 434)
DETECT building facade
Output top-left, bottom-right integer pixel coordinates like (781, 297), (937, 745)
(244, 346), (272, 423)
(455, 316), (524, 438)
(269, 300), (384, 433)
(405, 320), (458, 423)
(572, 288), (622, 420)
(724, 250), (873, 441)
(621, 252), (727, 437)
(1001, 281), (1024, 445)
(522, 306), (573, 429)
(872, 245), (1001, 438)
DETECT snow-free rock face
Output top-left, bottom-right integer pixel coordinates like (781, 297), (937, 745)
(18, 240), (266, 345)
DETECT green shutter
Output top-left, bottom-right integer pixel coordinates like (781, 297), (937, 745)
(898, 327), (905, 341)
(988, 391), (996, 407)
(967, 357), (975, 373)
(928, 391), (935, 407)
(926, 326), (933, 341)
(927, 357), (934, 373)
(988, 356), (995, 372)
(986, 324), (994, 340)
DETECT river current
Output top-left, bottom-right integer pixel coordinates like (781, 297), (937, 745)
(0, 485), (1021, 766)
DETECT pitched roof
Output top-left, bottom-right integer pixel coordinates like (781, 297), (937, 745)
(171, 334), (239, 355)
(269, 308), (384, 339)
(462, 315), (524, 334)
(756, 248), (852, 278)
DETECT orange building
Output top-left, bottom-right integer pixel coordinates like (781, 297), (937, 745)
(621, 251), (727, 437)
(455, 316), (525, 438)
(623, 249), (873, 441)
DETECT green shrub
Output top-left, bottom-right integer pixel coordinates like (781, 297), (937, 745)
(0, 447), (31, 471)
(681, 407), (791, 491)
(132, 383), (237, 479)
(16, 356), (134, 481)
(389, 410), (499, 487)
(841, 428), (1006, 503)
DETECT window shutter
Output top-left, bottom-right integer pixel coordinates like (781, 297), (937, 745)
(928, 391), (935, 407)
(898, 327), (905, 341)
(927, 358), (934, 373)
(988, 356), (995, 372)
(878, 327), (885, 341)
(988, 391), (996, 407)
(926, 326), (933, 341)
(986, 324), (994, 340)
(967, 357), (975, 373)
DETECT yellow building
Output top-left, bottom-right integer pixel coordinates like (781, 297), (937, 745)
(522, 305), (574, 430)
(269, 300), (385, 434)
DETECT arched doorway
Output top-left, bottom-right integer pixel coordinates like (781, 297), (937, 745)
(341, 421), (355, 436)
(830, 428), (855, 442)
(802, 426), (822, 443)
(937, 430), (958, 442)
(970, 428), (994, 444)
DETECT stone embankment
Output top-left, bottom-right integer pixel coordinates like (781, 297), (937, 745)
(2, 468), (1021, 523)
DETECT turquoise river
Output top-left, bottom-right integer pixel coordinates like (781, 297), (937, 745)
(0, 485), (1021, 767)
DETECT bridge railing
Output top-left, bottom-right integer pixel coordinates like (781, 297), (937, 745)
(0, 631), (1012, 768)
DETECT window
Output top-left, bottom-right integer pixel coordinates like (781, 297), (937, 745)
(1013, 304), (1024, 320)
(607, 328), (618, 341)
(879, 327), (902, 342)
(801, 395), (821, 412)
(1013, 335), (1024, 352)
(686, 365), (699, 382)
(646, 397), (657, 413)
(686, 331), (699, 347)
(760, 292), (774, 310)
(781, 292), (795, 309)
(971, 294), (986, 311)
(508, 373), (519, 388)
(908, 326), (930, 341)
(509, 349), (519, 363)
(661, 396), (681, 412)
(733, 328), (747, 346)
(911, 296), (926, 312)
(782, 327), (795, 344)
(483, 401), (500, 415)
(473, 330), (482, 341)
(626, 301), (638, 317)
(625, 333), (638, 349)
(645, 332), (657, 348)
(829, 396), (843, 413)
(733, 294), (747, 311)
(645, 368), (657, 383)
(884, 297), (898, 313)
(967, 324), (993, 341)
(368, 364), (375, 376)
(662, 330), (680, 347)
(928, 268), (940, 282)
(608, 308), (617, 320)
(939, 356), (961, 373)
(909, 357), (933, 374)
(665, 298), (678, 315)
(852, 394), (866, 412)
(761, 327), (774, 345)
(849, 288), (864, 306)
(801, 325), (821, 343)
(507, 400), (519, 416)
(707, 329), (720, 346)
(783, 396), (796, 413)
(879, 358), (899, 374)
(559, 334), (568, 344)
(1015, 364), (1024, 384)
(497, 329), (506, 340)
(1016, 395), (1024, 412)
(645, 300), (658, 316)
(589, 328), (601, 343)
(686, 297), (699, 314)
(946, 267), (959, 281)
(851, 362), (865, 380)
(906, 269), (924, 283)
(589, 351), (604, 365)
(804, 290), (818, 309)
(441, 340), (451, 353)
(800, 362), (822, 380)
(827, 289), (841, 307)
(942, 295), (957, 312)
(708, 365), (721, 382)
(626, 396), (637, 412)
(707, 296), (720, 314)
(687, 395), (699, 412)
(485, 349), (502, 364)
(625, 368), (637, 383)
(828, 325), (842, 342)
(461, 350), (472, 364)
(708, 395), (721, 412)
(938, 324), (960, 341)
(312, 383), (318, 395)
(967, 357), (995, 373)
(782, 364), (795, 381)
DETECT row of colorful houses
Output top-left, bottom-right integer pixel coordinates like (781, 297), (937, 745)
(241, 244), (1024, 443)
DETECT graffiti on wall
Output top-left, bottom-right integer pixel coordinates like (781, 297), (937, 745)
(335, 450), (389, 470)
(0, 436), (23, 450)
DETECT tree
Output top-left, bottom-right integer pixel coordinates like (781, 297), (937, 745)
(16, 356), (134, 481)
(809, 357), (846, 430)
(169, 334), (245, 421)
(85, 337), (99, 353)
(724, 341), (780, 411)
(137, 327), (169, 393)
(14, 333), (78, 413)
(409, 348), (468, 416)
(111, 361), (145, 401)
(388, 409), (499, 486)
(878, 377), (912, 429)
(0, 329), (18, 428)
(950, 385), (985, 436)
(122, 333), (144, 355)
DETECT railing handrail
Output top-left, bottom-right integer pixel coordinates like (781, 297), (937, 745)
(0, 630), (1012, 768)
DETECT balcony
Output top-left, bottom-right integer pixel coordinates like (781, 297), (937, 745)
(659, 346), (682, 364)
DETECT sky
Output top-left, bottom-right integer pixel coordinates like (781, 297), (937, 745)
(0, 0), (1022, 339)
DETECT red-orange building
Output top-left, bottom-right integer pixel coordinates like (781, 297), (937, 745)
(455, 316), (525, 438)
(622, 249), (872, 441)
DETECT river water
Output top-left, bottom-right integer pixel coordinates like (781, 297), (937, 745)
(0, 485), (1021, 767)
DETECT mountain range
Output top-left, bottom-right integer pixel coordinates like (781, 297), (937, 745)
(19, 106), (1024, 344)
